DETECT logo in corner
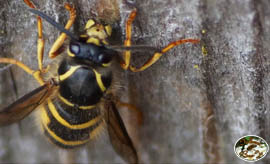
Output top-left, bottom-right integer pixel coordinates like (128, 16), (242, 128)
(234, 135), (269, 162)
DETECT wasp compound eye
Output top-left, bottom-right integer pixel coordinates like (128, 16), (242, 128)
(98, 53), (112, 64)
(70, 43), (80, 55)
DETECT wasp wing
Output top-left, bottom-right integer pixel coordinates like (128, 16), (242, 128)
(105, 100), (138, 163)
(0, 80), (57, 126)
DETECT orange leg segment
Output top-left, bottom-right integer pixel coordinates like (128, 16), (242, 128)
(121, 9), (137, 70)
(0, 58), (44, 85)
(24, 0), (45, 72)
(1, 1), (76, 86)
(130, 39), (200, 72)
(23, 0), (35, 8)
(49, 4), (76, 58)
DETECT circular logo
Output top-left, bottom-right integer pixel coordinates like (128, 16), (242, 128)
(234, 135), (269, 162)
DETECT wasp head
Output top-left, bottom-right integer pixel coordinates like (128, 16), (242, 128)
(28, 9), (116, 67)
(80, 19), (112, 46)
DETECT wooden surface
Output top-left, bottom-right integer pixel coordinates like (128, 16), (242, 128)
(0, 0), (270, 163)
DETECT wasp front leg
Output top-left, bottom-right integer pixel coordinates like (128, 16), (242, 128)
(23, 0), (46, 73)
(130, 39), (200, 72)
(121, 9), (199, 72)
(25, 0), (76, 60)
(120, 9), (137, 70)
(48, 4), (76, 58)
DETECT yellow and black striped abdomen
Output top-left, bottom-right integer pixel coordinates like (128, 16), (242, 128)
(41, 97), (104, 148)
(40, 58), (112, 149)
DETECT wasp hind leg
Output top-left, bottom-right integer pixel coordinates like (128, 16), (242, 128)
(130, 39), (200, 72)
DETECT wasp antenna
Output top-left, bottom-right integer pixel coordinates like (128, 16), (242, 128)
(105, 45), (161, 53)
(29, 8), (79, 41)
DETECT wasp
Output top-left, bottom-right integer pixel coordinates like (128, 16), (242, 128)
(0, 0), (199, 163)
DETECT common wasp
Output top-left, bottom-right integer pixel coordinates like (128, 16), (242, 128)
(0, 0), (199, 163)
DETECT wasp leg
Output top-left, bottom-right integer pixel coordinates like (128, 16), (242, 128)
(49, 4), (76, 58)
(120, 9), (137, 70)
(116, 101), (143, 126)
(129, 39), (200, 72)
(23, 0), (46, 72)
(0, 58), (44, 85)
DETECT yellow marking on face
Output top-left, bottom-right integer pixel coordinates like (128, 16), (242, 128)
(48, 99), (102, 129)
(80, 34), (88, 38)
(102, 62), (111, 67)
(59, 66), (81, 81)
(43, 122), (90, 146)
(67, 49), (75, 57)
(93, 69), (106, 92)
(102, 40), (109, 45)
(85, 19), (95, 29)
(90, 120), (105, 139)
(58, 94), (96, 110)
(105, 25), (112, 36)
(86, 25), (107, 40)
(87, 37), (100, 45)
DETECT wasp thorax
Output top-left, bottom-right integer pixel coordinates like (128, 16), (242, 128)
(83, 19), (112, 46)
(68, 41), (113, 67)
